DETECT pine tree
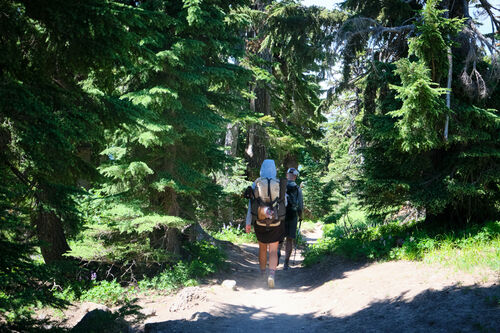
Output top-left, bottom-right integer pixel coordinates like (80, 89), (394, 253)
(0, 0), (156, 325)
(77, 0), (251, 268)
(241, 0), (344, 175)
(0, 0), (156, 260)
(340, 0), (500, 224)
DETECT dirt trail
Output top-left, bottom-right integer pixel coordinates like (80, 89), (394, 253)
(140, 225), (499, 332)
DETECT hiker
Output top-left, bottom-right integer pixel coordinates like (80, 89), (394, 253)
(245, 159), (286, 288)
(278, 167), (303, 270)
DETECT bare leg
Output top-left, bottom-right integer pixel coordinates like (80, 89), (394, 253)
(258, 242), (268, 271)
(267, 241), (279, 288)
(268, 241), (279, 271)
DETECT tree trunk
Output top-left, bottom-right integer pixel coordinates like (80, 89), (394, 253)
(34, 207), (71, 264)
(444, 2), (453, 141)
(221, 122), (240, 223)
(150, 148), (182, 255)
(245, 49), (272, 178)
(225, 123), (239, 156)
(245, 123), (268, 179)
(283, 153), (298, 171)
(444, 45), (452, 141)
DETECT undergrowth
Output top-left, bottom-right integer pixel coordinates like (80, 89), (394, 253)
(210, 225), (257, 244)
(39, 240), (227, 313)
(303, 220), (500, 275)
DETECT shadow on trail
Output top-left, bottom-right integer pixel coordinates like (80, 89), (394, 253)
(145, 283), (500, 333)
(218, 241), (369, 292)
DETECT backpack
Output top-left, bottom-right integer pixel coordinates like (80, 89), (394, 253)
(248, 177), (286, 223)
(286, 183), (300, 212)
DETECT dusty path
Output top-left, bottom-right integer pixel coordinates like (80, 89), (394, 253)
(142, 225), (500, 332)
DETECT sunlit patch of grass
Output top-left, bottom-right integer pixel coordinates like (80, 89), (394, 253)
(304, 220), (500, 275)
(210, 225), (257, 244)
(422, 236), (500, 274)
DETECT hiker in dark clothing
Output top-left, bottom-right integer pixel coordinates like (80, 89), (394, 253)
(278, 167), (303, 270)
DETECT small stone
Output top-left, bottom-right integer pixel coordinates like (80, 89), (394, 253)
(221, 280), (237, 290)
(141, 307), (156, 317)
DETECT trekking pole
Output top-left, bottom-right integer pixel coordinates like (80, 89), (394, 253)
(293, 219), (302, 265)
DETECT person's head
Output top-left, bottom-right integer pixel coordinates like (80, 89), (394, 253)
(260, 159), (277, 178)
(286, 167), (299, 181)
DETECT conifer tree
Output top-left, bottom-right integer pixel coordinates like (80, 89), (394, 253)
(336, 0), (500, 224)
(0, 0), (155, 261)
(0, 0), (156, 326)
(241, 0), (344, 175)
(82, 0), (251, 264)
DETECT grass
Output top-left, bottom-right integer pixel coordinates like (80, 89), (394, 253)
(303, 220), (500, 276)
(299, 220), (318, 233)
(209, 225), (257, 244)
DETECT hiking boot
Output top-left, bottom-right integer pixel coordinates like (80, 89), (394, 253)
(267, 275), (275, 288)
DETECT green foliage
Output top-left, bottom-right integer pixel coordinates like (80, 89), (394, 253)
(304, 220), (500, 274)
(351, 0), (500, 223)
(210, 225), (258, 244)
(239, 1), (345, 167)
(80, 280), (129, 307)
(408, 0), (464, 81)
(138, 262), (197, 292)
(94, 0), (251, 236)
(389, 59), (447, 152)
(69, 194), (185, 267)
(138, 241), (227, 292)
(0, 186), (67, 328)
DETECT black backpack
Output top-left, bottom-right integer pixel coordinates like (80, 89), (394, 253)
(286, 183), (300, 212)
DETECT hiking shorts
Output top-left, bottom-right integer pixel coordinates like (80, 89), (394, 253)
(283, 215), (298, 239)
(254, 220), (284, 243)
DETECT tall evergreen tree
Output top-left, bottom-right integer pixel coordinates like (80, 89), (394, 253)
(241, 0), (344, 176)
(335, 0), (500, 224)
(0, 0), (155, 261)
(0, 0), (157, 326)
(79, 0), (251, 266)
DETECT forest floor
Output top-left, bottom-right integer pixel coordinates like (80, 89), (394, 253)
(58, 224), (499, 332)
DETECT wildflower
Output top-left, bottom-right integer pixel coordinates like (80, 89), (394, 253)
(91, 272), (97, 281)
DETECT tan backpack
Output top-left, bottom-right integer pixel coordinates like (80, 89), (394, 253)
(250, 177), (286, 224)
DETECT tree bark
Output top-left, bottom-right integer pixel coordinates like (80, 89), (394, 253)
(444, 46), (452, 140)
(283, 154), (298, 171)
(225, 123), (239, 156)
(245, 51), (272, 179)
(34, 207), (71, 264)
(150, 147), (182, 255)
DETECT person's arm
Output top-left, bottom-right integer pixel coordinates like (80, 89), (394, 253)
(245, 200), (252, 233)
(245, 183), (256, 233)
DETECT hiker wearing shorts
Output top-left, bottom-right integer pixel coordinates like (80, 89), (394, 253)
(245, 159), (285, 288)
(278, 167), (303, 270)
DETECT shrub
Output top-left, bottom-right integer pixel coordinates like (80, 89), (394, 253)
(210, 225), (257, 244)
(80, 280), (129, 306)
(138, 241), (227, 292)
(304, 220), (500, 273)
